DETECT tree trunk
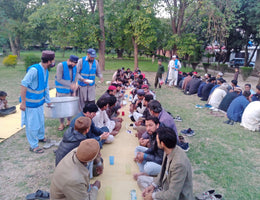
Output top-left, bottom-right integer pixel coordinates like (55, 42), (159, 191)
(116, 49), (124, 59)
(223, 49), (231, 63)
(244, 35), (249, 66)
(62, 47), (66, 58)
(248, 44), (259, 63)
(14, 36), (20, 59)
(97, 0), (105, 71)
(9, 35), (17, 56)
(132, 37), (138, 70)
(89, 0), (96, 14)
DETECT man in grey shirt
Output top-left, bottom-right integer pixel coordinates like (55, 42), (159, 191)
(55, 55), (79, 131)
(76, 48), (104, 111)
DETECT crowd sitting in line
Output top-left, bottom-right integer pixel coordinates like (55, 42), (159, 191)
(164, 55), (260, 132)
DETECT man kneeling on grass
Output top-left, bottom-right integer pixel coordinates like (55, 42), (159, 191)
(138, 127), (193, 200)
(51, 139), (101, 200)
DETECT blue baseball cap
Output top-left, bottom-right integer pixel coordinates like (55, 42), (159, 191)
(69, 55), (79, 63)
(87, 48), (97, 58)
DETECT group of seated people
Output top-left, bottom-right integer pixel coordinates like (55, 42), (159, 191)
(50, 68), (194, 200)
(175, 70), (260, 132)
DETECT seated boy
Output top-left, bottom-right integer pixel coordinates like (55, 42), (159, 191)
(0, 91), (16, 116)
(93, 98), (122, 136)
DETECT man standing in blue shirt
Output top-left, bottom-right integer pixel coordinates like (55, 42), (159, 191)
(20, 50), (55, 154)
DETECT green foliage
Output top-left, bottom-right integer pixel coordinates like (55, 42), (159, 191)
(219, 64), (228, 74)
(191, 62), (200, 70)
(3, 55), (18, 67)
(167, 34), (203, 61)
(202, 62), (210, 73)
(123, 0), (157, 49)
(23, 54), (40, 70)
(156, 55), (169, 63)
(241, 67), (253, 81)
(27, 0), (100, 52)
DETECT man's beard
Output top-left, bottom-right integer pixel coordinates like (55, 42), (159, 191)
(88, 59), (94, 63)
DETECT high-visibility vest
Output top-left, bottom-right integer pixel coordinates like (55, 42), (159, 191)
(25, 64), (48, 108)
(78, 56), (96, 87)
(174, 59), (179, 71)
(55, 61), (76, 93)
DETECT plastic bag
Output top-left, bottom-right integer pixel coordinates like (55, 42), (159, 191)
(159, 78), (164, 85)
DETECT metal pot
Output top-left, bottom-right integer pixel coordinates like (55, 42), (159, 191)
(44, 96), (79, 118)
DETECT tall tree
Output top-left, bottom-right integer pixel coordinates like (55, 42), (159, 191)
(106, 0), (138, 59)
(123, 0), (157, 69)
(0, 0), (37, 58)
(163, 0), (202, 36)
(28, 0), (100, 55)
(97, 0), (105, 71)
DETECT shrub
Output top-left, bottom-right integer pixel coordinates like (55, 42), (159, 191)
(202, 63), (210, 73)
(23, 54), (41, 70)
(241, 67), (253, 81)
(182, 60), (188, 68)
(191, 62), (199, 70)
(219, 64), (228, 74)
(3, 55), (18, 67)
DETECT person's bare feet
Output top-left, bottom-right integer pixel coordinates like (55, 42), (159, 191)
(58, 124), (64, 131)
(133, 172), (146, 180)
(111, 130), (119, 136)
(66, 120), (71, 127)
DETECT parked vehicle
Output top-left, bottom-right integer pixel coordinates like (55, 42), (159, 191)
(229, 58), (255, 67)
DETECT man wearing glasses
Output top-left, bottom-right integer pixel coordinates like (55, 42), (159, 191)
(55, 55), (79, 131)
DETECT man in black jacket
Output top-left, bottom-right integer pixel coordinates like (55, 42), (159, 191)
(55, 117), (104, 179)
(70, 103), (112, 148)
(201, 77), (216, 101)
(133, 116), (164, 179)
(55, 117), (91, 166)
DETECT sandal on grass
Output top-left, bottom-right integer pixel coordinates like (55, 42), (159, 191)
(39, 138), (50, 143)
(26, 189), (50, 200)
(29, 147), (44, 154)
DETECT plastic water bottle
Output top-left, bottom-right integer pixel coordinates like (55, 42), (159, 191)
(130, 189), (137, 200)
(129, 95), (133, 102)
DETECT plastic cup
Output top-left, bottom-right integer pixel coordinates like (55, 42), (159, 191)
(109, 156), (114, 165)
(105, 186), (112, 200)
(125, 163), (131, 174)
(122, 111), (125, 116)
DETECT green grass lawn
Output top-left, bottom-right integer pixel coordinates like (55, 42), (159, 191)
(0, 52), (259, 199)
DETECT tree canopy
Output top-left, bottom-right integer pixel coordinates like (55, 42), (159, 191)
(0, 0), (259, 71)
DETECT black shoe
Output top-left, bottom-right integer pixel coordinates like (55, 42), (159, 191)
(229, 120), (234, 125)
(130, 115), (135, 122)
(224, 119), (231, 124)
